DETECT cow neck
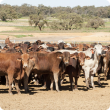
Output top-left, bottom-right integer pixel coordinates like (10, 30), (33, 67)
(90, 50), (98, 66)
(89, 50), (98, 69)
(91, 53), (94, 60)
(93, 50), (97, 61)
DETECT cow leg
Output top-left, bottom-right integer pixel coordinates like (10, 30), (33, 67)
(8, 75), (13, 95)
(43, 81), (46, 88)
(74, 77), (78, 90)
(104, 68), (109, 81)
(24, 73), (29, 93)
(84, 68), (90, 89)
(60, 74), (66, 85)
(12, 81), (15, 90)
(34, 74), (39, 85)
(42, 75), (46, 88)
(103, 57), (108, 81)
(50, 74), (54, 90)
(98, 74), (101, 85)
(53, 73), (59, 92)
(5, 75), (9, 87)
(69, 72), (73, 91)
(90, 74), (95, 89)
(107, 68), (110, 79)
(14, 79), (21, 94)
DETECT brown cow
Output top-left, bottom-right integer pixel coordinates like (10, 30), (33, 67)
(61, 52), (86, 91)
(103, 50), (110, 80)
(23, 51), (71, 92)
(0, 52), (33, 95)
(5, 37), (12, 44)
(77, 44), (84, 51)
(58, 42), (65, 50)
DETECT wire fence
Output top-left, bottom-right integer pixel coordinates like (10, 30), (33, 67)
(0, 39), (110, 45)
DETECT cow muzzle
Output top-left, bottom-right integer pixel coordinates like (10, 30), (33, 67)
(98, 54), (101, 56)
(23, 64), (28, 68)
(80, 63), (84, 66)
(65, 62), (69, 66)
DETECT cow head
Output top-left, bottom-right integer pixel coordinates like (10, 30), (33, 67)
(102, 46), (108, 57)
(17, 53), (35, 69)
(21, 53), (30, 68)
(94, 44), (103, 61)
(62, 52), (70, 66)
(57, 52), (70, 66)
(94, 44), (103, 56)
(70, 52), (89, 66)
(78, 52), (86, 66)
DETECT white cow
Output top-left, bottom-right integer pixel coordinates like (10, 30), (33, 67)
(66, 43), (72, 47)
(55, 45), (103, 89)
(38, 43), (48, 49)
(82, 44), (103, 89)
(56, 47), (93, 56)
(58, 40), (65, 44)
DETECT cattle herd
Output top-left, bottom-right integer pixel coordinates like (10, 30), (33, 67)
(0, 38), (109, 95)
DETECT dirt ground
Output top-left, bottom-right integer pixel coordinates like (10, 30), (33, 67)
(0, 27), (110, 110)
(0, 27), (110, 43)
(0, 73), (110, 110)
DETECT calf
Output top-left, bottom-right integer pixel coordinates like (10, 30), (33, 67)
(61, 52), (86, 91)
(103, 50), (110, 80)
(24, 51), (70, 92)
(82, 44), (103, 89)
(0, 52), (33, 95)
(58, 42), (65, 49)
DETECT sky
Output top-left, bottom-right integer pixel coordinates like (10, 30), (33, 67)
(0, 0), (110, 7)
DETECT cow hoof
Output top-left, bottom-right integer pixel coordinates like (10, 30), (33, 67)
(35, 81), (39, 85)
(86, 87), (89, 90)
(104, 78), (107, 81)
(50, 88), (53, 91)
(74, 88), (78, 91)
(98, 84), (102, 87)
(25, 90), (29, 93)
(12, 87), (16, 90)
(43, 85), (46, 89)
(18, 92), (21, 95)
(6, 85), (9, 87)
(92, 86), (95, 89)
(56, 90), (60, 92)
(60, 80), (63, 85)
(9, 92), (13, 95)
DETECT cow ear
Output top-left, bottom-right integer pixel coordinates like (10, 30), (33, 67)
(85, 56), (90, 60)
(57, 54), (63, 59)
(17, 58), (22, 62)
(30, 57), (35, 61)
(103, 48), (108, 51)
(70, 55), (77, 59)
(57, 56), (62, 59)
(90, 49), (94, 54)
(14, 46), (20, 49)
(70, 54), (78, 59)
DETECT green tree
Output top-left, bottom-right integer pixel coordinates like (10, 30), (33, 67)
(29, 14), (48, 31)
(86, 17), (105, 29)
(0, 4), (17, 21)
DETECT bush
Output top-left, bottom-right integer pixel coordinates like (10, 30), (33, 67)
(49, 13), (84, 30)
(0, 5), (18, 21)
(29, 14), (48, 31)
(86, 17), (105, 29)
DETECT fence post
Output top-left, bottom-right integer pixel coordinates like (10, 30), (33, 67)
(74, 41), (75, 46)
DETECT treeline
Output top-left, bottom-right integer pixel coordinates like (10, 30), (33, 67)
(0, 3), (107, 30)
(1, 4), (110, 19)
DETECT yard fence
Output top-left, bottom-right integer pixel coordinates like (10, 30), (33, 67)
(0, 39), (110, 46)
